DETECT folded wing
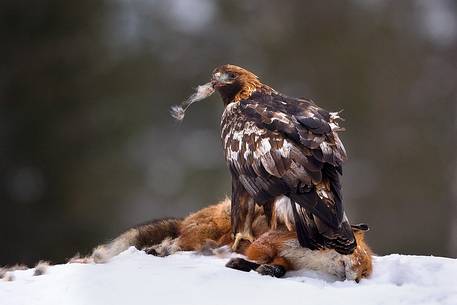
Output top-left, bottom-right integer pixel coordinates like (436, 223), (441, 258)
(223, 91), (356, 254)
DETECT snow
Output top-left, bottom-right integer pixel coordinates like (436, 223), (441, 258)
(1, 248), (456, 305)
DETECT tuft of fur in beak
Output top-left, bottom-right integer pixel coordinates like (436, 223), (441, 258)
(170, 105), (185, 120)
(170, 82), (215, 121)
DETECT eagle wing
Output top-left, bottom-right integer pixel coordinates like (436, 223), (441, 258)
(222, 91), (355, 253)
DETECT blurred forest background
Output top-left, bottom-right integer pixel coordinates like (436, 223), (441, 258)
(1, 0), (456, 266)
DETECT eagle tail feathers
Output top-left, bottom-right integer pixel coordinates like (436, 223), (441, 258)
(290, 200), (357, 255)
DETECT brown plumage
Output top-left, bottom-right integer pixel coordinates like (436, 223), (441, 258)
(212, 64), (355, 254)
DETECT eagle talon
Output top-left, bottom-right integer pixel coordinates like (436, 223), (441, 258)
(231, 232), (255, 251)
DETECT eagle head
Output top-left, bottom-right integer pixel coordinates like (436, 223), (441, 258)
(170, 64), (267, 121)
(211, 64), (264, 105)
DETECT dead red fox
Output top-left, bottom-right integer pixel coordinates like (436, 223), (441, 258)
(82, 198), (372, 282)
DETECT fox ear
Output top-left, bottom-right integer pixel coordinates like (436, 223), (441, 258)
(351, 223), (370, 232)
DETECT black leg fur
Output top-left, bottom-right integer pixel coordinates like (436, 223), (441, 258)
(256, 264), (286, 278)
(225, 258), (260, 272)
(144, 247), (159, 256)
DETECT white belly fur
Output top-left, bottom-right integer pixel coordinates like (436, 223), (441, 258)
(279, 239), (358, 280)
(273, 195), (295, 231)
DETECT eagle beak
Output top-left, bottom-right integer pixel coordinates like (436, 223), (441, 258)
(213, 72), (222, 80)
(212, 71), (232, 87)
(212, 72), (223, 88)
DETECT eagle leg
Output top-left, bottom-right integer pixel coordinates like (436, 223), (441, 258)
(231, 197), (255, 251)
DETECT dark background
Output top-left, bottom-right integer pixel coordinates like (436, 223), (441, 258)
(1, 0), (456, 266)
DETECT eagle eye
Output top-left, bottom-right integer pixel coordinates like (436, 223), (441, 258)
(227, 72), (237, 79)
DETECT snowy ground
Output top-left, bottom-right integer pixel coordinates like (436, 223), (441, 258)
(1, 247), (456, 305)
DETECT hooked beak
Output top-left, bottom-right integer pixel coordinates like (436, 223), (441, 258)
(211, 71), (232, 88)
(211, 72), (222, 88)
(213, 71), (222, 80)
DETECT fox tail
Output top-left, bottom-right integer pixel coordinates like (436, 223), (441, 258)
(73, 218), (182, 264)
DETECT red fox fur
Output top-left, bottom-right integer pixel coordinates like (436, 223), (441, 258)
(83, 198), (372, 281)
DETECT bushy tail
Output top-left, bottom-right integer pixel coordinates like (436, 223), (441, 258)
(1, 218), (182, 281)
(82, 218), (182, 263)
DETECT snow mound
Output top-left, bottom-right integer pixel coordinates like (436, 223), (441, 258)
(1, 248), (456, 305)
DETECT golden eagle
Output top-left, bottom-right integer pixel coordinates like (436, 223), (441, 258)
(172, 64), (356, 255)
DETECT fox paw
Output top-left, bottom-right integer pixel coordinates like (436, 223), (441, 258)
(144, 247), (159, 256)
(226, 258), (260, 272)
(255, 264), (286, 278)
(144, 246), (172, 257)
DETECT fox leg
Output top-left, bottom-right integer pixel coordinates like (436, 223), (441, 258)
(246, 237), (290, 277)
(225, 257), (260, 272)
(255, 260), (287, 278)
(227, 232), (291, 278)
(225, 257), (288, 278)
